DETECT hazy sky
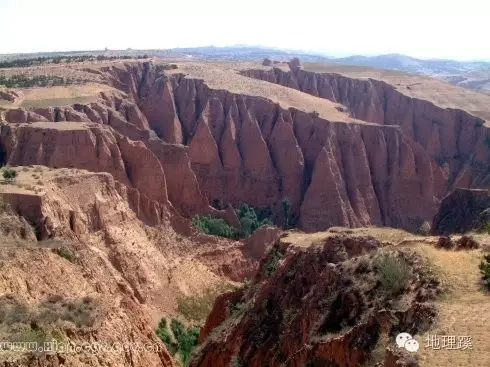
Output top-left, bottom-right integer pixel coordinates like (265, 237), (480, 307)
(1, 0), (489, 60)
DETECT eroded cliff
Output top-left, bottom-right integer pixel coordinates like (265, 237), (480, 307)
(191, 234), (440, 367)
(242, 66), (490, 192)
(0, 166), (257, 366)
(1, 61), (489, 232)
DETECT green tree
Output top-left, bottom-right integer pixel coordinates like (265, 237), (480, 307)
(236, 203), (272, 237)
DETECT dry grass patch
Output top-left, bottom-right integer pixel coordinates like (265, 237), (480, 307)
(416, 244), (490, 367)
(282, 226), (416, 247)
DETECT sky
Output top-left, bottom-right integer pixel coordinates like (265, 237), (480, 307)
(1, 0), (489, 61)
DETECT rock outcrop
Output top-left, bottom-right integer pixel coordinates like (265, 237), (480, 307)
(191, 235), (440, 367)
(242, 225), (282, 260)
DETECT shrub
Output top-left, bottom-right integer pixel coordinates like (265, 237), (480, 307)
(56, 300), (95, 327)
(0, 54), (150, 69)
(211, 199), (223, 210)
(2, 168), (17, 183)
(482, 221), (490, 234)
(192, 215), (238, 238)
(194, 203), (273, 238)
(265, 245), (284, 276)
(479, 254), (490, 290)
(436, 236), (455, 250)
(375, 254), (410, 295)
(54, 247), (75, 262)
(0, 295), (96, 332)
(455, 236), (480, 250)
(0, 75), (73, 88)
(156, 318), (199, 366)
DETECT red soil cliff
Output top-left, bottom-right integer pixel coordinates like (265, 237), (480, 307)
(1, 61), (489, 232)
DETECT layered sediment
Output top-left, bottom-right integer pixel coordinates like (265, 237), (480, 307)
(1, 61), (489, 232)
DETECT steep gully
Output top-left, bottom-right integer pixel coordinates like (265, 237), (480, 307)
(1, 62), (489, 232)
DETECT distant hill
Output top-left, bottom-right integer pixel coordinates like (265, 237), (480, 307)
(329, 53), (490, 77)
(172, 47), (490, 91)
(171, 46), (332, 63)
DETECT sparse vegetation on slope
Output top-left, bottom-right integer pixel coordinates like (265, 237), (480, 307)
(0, 295), (98, 346)
(265, 244), (285, 276)
(177, 284), (237, 323)
(191, 235), (441, 367)
(53, 247), (76, 263)
(281, 198), (291, 229)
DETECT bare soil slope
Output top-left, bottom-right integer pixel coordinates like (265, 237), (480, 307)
(0, 166), (257, 366)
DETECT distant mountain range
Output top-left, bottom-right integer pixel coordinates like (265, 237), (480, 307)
(2, 46), (489, 91)
(171, 46), (333, 63)
(172, 46), (490, 91)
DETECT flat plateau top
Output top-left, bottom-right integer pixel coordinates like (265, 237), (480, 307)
(2, 58), (490, 124)
(168, 61), (366, 123)
(303, 62), (490, 122)
(26, 121), (91, 130)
